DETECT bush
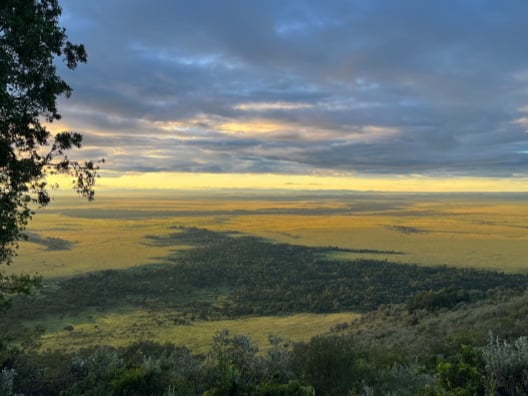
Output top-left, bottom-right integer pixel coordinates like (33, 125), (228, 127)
(0, 368), (21, 396)
(252, 380), (315, 395)
(436, 344), (485, 395)
(483, 335), (528, 395)
(293, 335), (371, 396)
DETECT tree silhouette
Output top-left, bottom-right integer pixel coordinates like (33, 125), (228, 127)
(0, 0), (99, 311)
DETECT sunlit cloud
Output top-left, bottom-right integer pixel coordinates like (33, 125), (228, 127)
(219, 119), (288, 134)
(512, 107), (528, 133)
(318, 97), (382, 111)
(355, 126), (399, 140)
(234, 102), (314, 111)
(512, 117), (528, 127)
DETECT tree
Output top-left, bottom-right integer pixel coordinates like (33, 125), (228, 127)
(206, 329), (263, 395)
(293, 335), (372, 396)
(0, 0), (99, 311)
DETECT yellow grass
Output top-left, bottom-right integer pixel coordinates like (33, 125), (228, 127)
(11, 193), (528, 276)
(39, 310), (359, 354)
(8, 215), (173, 277)
(209, 200), (528, 272)
(10, 192), (528, 354)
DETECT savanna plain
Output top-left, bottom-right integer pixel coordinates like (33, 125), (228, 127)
(5, 190), (528, 394)
(9, 190), (528, 346)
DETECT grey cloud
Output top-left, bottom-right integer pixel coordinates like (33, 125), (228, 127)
(56, 0), (528, 177)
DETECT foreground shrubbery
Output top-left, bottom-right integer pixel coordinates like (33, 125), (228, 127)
(2, 330), (528, 395)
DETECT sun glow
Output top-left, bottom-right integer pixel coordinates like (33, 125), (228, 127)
(219, 119), (287, 134)
(46, 171), (528, 193)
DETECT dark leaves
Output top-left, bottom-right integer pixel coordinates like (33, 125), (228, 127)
(54, 131), (83, 150)
(0, 1), (99, 308)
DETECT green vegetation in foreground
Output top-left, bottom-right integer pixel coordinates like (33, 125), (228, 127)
(4, 322), (528, 395)
(3, 227), (528, 394)
(7, 227), (527, 325)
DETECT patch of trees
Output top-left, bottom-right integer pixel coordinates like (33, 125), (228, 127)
(8, 227), (528, 321)
(407, 287), (475, 312)
(25, 232), (76, 251)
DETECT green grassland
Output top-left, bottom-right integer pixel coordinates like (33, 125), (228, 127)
(4, 191), (528, 355)
(12, 191), (528, 278)
(38, 310), (359, 354)
(5, 191), (528, 395)
(6, 191), (528, 354)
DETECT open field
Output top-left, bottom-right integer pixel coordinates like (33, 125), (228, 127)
(12, 191), (528, 276)
(7, 190), (528, 353)
(38, 310), (358, 354)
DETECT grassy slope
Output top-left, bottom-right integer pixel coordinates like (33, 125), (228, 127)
(335, 290), (528, 360)
(38, 311), (359, 354)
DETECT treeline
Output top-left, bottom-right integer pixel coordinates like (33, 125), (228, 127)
(8, 227), (528, 321)
(3, 329), (528, 395)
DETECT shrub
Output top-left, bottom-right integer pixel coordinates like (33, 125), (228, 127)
(483, 335), (528, 395)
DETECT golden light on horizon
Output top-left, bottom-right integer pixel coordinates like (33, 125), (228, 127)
(46, 171), (528, 193)
(42, 117), (528, 195)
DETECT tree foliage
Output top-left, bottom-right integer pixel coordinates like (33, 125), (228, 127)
(483, 335), (528, 395)
(6, 227), (527, 322)
(0, 0), (99, 310)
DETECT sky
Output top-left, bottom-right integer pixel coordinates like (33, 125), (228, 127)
(52, 0), (528, 191)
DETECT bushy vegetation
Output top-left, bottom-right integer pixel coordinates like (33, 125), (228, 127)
(483, 335), (528, 394)
(3, 329), (528, 395)
(24, 232), (76, 251)
(7, 227), (527, 323)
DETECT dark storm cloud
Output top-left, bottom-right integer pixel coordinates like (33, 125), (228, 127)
(57, 0), (528, 176)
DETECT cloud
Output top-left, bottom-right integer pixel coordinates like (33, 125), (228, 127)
(234, 101), (314, 111)
(55, 0), (528, 177)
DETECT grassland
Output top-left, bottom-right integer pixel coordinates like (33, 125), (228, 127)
(7, 190), (528, 353)
(12, 191), (528, 276)
(4, 189), (528, 396)
(38, 310), (359, 354)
